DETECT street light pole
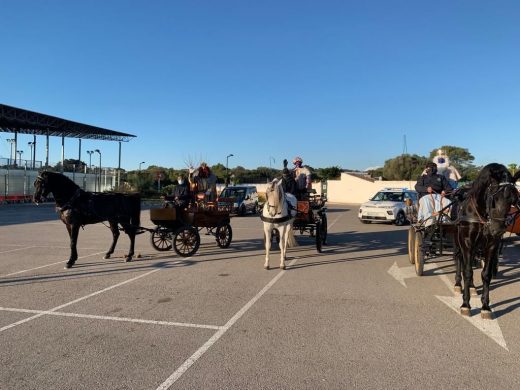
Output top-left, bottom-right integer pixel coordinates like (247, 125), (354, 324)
(226, 154), (234, 185)
(139, 161), (145, 171)
(28, 142), (35, 169)
(87, 150), (94, 172)
(16, 150), (23, 166)
(95, 149), (101, 192)
(7, 139), (15, 165)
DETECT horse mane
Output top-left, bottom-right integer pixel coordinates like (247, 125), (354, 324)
(42, 170), (80, 191)
(467, 163), (512, 203)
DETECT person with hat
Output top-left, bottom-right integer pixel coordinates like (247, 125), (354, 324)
(415, 161), (452, 199)
(292, 156), (312, 199)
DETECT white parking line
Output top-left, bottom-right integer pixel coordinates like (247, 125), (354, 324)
(156, 257), (298, 390)
(0, 246), (37, 254)
(0, 307), (221, 330)
(0, 268), (160, 333)
(1, 251), (106, 277)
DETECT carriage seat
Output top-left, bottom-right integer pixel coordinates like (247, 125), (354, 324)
(417, 194), (452, 226)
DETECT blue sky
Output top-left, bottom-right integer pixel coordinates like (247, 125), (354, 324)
(1, 0), (519, 171)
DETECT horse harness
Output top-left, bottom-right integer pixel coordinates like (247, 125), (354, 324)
(457, 181), (518, 231)
(260, 187), (296, 224)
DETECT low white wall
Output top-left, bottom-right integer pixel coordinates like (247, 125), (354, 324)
(321, 173), (415, 204)
(231, 173), (412, 205)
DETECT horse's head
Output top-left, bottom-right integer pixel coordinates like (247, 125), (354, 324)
(265, 179), (284, 217)
(471, 164), (519, 236)
(33, 172), (50, 204)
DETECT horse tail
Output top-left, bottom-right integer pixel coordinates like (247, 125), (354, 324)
(286, 224), (298, 248)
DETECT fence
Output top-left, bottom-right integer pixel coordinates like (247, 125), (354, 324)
(0, 168), (117, 203)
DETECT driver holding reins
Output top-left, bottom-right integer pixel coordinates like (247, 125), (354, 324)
(415, 161), (453, 199)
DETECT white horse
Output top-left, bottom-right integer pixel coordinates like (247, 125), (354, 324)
(261, 178), (298, 270)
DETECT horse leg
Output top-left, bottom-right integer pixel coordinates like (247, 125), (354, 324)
(279, 225), (287, 270)
(66, 224), (80, 268)
(480, 244), (498, 319)
(263, 224), (271, 270)
(460, 246), (474, 316)
(453, 245), (462, 294)
(104, 221), (120, 260)
(124, 224), (136, 262)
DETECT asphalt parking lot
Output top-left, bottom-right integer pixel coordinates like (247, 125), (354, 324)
(2, 202), (520, 389)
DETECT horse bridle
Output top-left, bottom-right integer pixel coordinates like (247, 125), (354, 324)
(464, 181), (518, 226)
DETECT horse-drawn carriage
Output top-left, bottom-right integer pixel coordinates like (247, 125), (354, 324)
(148, 184), (234, 257)
(293, 189), (328, 252)
(406, 194), (457, 276)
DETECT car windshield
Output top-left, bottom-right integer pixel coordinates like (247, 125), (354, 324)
(221, 188), (246, 198)
(371, 192), (404, 202)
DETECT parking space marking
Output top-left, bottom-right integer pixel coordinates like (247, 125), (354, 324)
(156, 257), (298, 390)
(1, 251), (106, 277)
(0, 307), (221, 330)
(0, 268), (160, 333)
(0, 246), (37, 254)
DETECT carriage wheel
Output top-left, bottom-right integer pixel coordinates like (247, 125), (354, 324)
(216, 224), (233, 248)
(414, 233), (424, 276)
(173, 226), (200, 257)
(316, 221), (323, 253)
(320, 214), (328, 244)
(407, 227), (416, 264)
(150, 227), (173, 251)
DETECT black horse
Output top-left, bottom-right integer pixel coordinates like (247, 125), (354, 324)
(454, 163), (520, 319)
(33, 171), (141, 268)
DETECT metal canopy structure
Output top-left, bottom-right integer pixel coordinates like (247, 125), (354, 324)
(0, 103), (135, 141)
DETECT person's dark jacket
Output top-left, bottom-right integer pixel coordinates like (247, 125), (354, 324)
(281, 170), (297, 196)
(171, 183), (190, 208)
(415, 173), (452, 198)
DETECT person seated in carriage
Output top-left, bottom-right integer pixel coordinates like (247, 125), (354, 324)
(414, 162), (454, 225)
(415, 162), (452, 199)
(292, 156), (312, 200)
(189, 162), (218, 203)
(281, 159), (297, 196)
(170, 175), (191, 208)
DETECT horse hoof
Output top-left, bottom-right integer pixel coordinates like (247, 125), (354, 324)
(103, 254), (111, 260)
(481, 310), (493, 320)
(470, 287), (478, 296)
(280, 265), (286, 270)
(125, 257), (132, 262)
(65, 262), (75, 269)
(460, 307), (471, 316)
(264, 265), (269, 270)
(454, 285), (462, 294)
(136, 253), (142, 258)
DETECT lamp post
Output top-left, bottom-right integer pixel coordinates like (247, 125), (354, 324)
(139, 161), (145, 171)
(269, 156), (275, 182)
(16, 150), (23, 166)
(28, 142), (35, 169)
(95, 149), (101, 191)
(87, 150), (94, 172)
(226, 154), (234, 185)
(7, 139), (15, 165)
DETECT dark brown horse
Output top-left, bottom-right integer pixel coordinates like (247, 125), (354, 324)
(454, 163), (520, 318)
(33, 171), (141, 268)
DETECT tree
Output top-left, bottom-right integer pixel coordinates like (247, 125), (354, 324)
(508, 163), (518, 175)
(315, 166), (342, 181)
(382, 154), (429, 180)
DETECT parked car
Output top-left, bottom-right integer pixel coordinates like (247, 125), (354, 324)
(218, 186), (259, 215)
(358, 188), (418, 226)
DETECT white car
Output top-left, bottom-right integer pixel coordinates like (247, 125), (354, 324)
(358, 188), (418, 226)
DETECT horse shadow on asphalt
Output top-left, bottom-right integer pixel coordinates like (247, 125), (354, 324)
(0, 255), (195, 287)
